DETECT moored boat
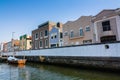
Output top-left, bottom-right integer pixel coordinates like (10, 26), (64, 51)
(7, 56), (26, 65)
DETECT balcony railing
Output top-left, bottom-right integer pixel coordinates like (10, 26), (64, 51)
(69, 32), (84, 39)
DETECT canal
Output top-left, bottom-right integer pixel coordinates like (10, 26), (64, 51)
(0, 63), (120, 80)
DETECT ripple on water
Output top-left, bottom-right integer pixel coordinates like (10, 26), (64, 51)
(0, 63), (120, 80)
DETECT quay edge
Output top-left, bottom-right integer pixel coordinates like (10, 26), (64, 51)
(2, 41), (120, 71)
(0, 57), (7, 62)
(16, 56), (120, 71)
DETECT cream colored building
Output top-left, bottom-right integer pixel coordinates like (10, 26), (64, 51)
(63, 16), (95, 46)
(20, 34), (32, 50)
(93, 8), (120, 43)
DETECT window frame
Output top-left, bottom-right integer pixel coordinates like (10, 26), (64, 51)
(83, 40), (92, 44)
(64, 31), (68, 36)
(45, 30), (48, 36)
(85, 26), (90, 32)
(70, 30), (74, 38)
(39, 40), (43, 48)
(35, 41), (38, 49)
(79, 28), (84, 36)
(54, 35), (57, 39)
(102, 21), (111, 31)
(35, 33), (39, 40)
(45, 39), (48, 47)
(40, 31), (43, 38)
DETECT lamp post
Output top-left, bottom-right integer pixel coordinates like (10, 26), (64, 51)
(12, 32), (15, 40)
(0, 43), (1, 57)
(12, 32), (15, 52)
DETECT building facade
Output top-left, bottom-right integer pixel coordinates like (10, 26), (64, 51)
(3, 40), (20, 52)
(11, 39), (20, 51)
(3, 42), (7, 52)
(0, 42), (4, 52)
(19, 34), (32, 50)
(6, 41), (12, 52)
(49, 22), (63, 48)
(63, 16), (95, 46)
(93, 8), (120, 43)
(32, 21), (56, 49)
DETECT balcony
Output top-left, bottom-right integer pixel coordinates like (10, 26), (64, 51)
(69, 32), (84, 39)
(102, 31), (114, 36)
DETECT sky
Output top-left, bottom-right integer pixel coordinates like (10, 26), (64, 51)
(0, 0), (120, 43)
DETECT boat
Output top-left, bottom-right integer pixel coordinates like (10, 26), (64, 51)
(7, 56), (26, 65)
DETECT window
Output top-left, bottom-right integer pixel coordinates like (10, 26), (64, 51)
(35, 33), (38, 39)
(102, 21), (111, 31)
(57, 22), (60, 27)
(35, 41), (38, 49)
(45, 30), (48, 36)
(30, 42), (32, 45)
(60, 32), (63, 38)
(40, 32), (43, 37)
(51, 44), (57, 48)
(51, 36), (53, 39)
(45, 39), (48, 46)
(83, 40), (92, 44)
(64, 32), (68, 36)
(86, 26), (90, 32)
(39, 40), (43, 47)
(54, 35), (57, 38)
(70, 31), (74, 38)
(60, 40), (62, 42)
(79, 29), (84, 36)
(100, 36), (116, 43)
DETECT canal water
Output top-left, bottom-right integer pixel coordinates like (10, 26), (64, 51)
(0, 63), (120, 80)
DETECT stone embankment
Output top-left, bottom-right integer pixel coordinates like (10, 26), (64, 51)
(2, 42), (120, 70)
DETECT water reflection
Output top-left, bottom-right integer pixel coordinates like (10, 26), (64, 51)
(0, 63), (120, 80)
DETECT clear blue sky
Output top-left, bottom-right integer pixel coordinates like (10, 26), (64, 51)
(0, 0), (120, 43)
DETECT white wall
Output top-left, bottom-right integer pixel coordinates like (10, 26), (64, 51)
(27, 40), (32, 50)
(116, 16), (120, 40)
(0, 43), (4, 51)
(2, 42), (120, 57)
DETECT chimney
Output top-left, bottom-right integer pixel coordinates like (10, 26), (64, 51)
(57, 22), (61, 28)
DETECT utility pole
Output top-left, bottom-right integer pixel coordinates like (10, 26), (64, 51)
(12, 32), (15, 51)
(0, 42), (3, 57)
(0, 43), (1, 57)
(12, 32), (15, 54)
(12, 32), (15, 40)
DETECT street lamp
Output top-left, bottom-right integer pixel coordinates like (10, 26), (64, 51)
(12, 32), (15, 52)
(0, 43), (1, 57)
(12, 32), (15, 40)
